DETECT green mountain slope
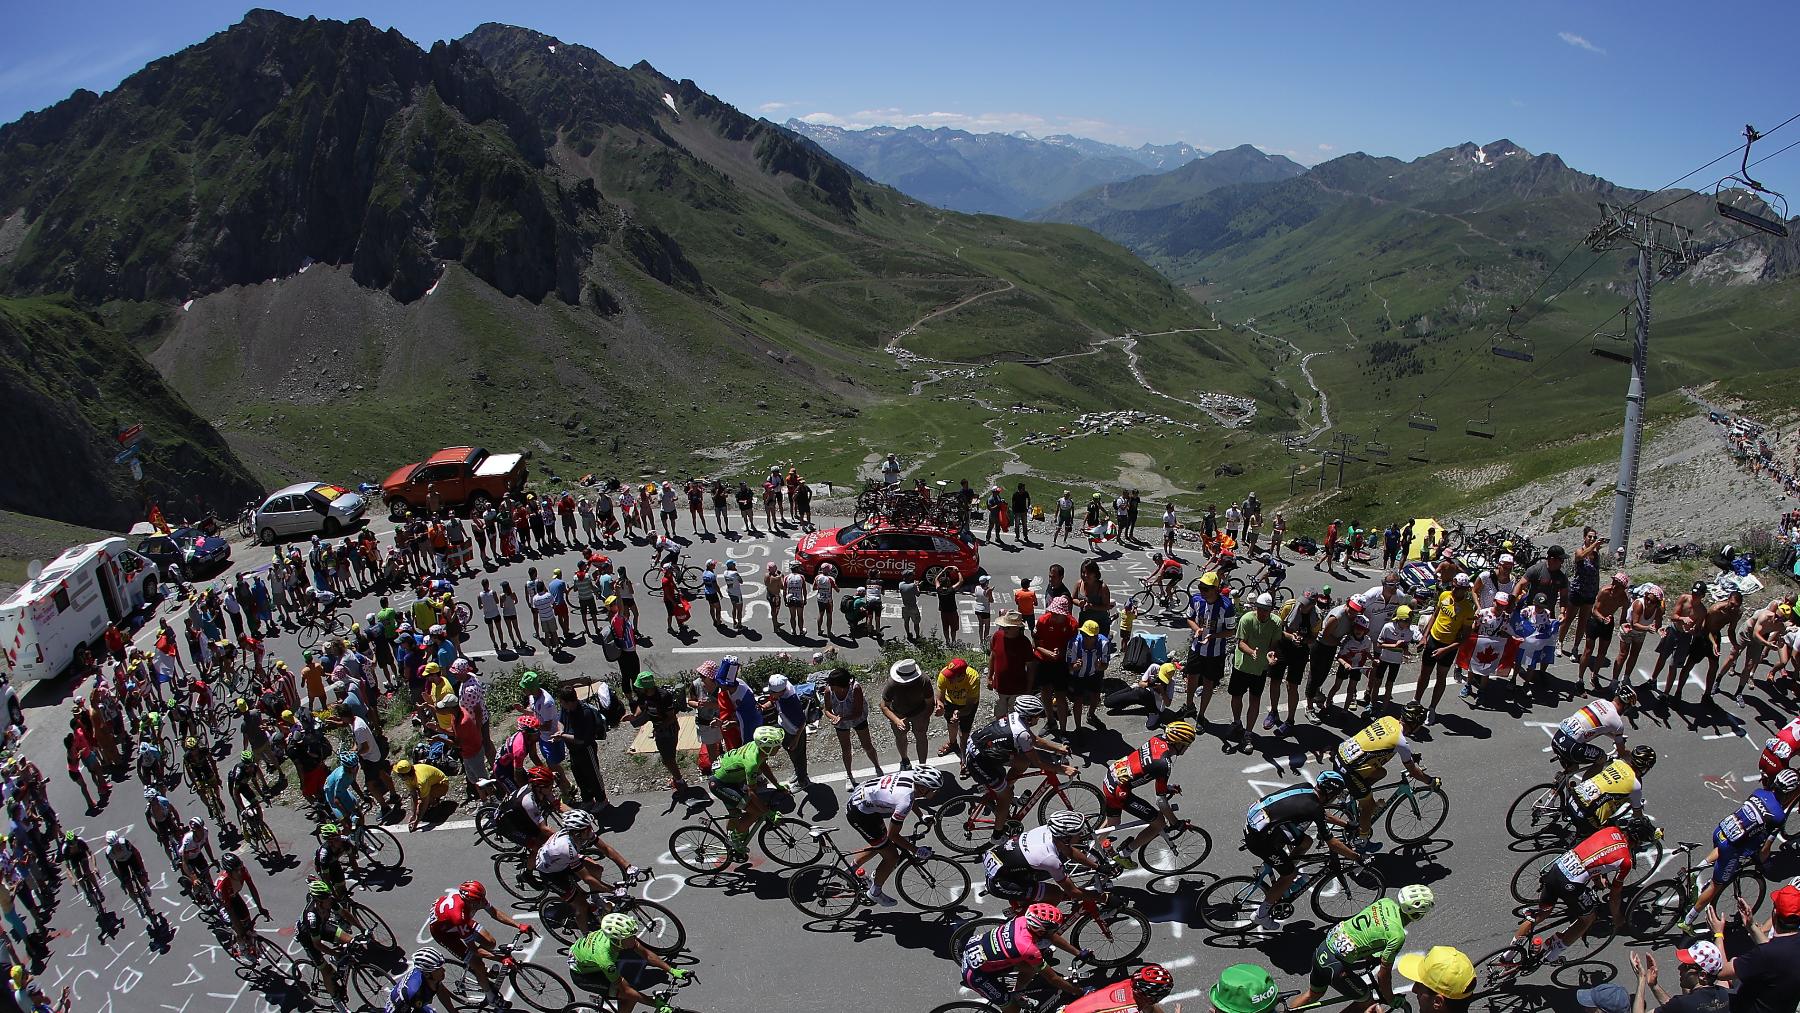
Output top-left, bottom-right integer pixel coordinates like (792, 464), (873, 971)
(1035, 144), (1307, 222)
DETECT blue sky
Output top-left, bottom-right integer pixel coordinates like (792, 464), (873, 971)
(4, 1), (1799, 198)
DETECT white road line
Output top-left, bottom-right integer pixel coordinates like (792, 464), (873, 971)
(669, 646), (810, 654)
(1163, 955), (1197, 970)
(807, 754), (962, 786)
(1168, 989), (1203, 1002)
(390, 818), (476, 836)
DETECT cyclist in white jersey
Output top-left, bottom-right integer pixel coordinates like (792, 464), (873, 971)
(845, 768), (948, 905)
(1550, 687), (1636, 772)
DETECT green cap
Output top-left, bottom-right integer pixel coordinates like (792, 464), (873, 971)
(1210, 964), (1279, 1013)
(634, 672), (656, 691)
(520, 670), (541, 692)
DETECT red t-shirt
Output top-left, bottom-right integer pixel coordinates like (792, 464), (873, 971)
(453, 710), (484, 759)
(1034, 613), (1075, 664)
(988, 629), (1033, 695)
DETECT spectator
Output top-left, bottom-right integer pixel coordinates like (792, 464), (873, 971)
(1711, 886), (1800, 1013)
(1396, 946), (1475, 1012)
(628, 673), (687, 792)
(765, 675), (810, 785)
(819, 667), (882, 782)
(987, 612), (1035, 720)
(880, 659), (933, 770)
(1631, 946), (1728, 1013)
(556, 684), (607, 809)
(933, 658), (980, 756)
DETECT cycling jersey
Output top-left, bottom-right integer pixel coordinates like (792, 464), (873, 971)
(324, 765), (359, 812)
(1715, 788), (1787, 850)
(1246, 786), (1328, 838)
(297, 904), (349, 954)
(1557, 701), (1629, 747)
(1060, 979), (1148, 1013)
(215, 869), (247, 900)
(385, 968), (435, 1013)
(1104, 737), (1176, 796)
(58, 837), (92, 866)
(568, 930), (626, 981)
(983, 827), (1065, 889)
(497, 786), (548, 839)
(1571, 759), (1643, 822)
(534, 832), (584, 876)
(1154, 560), (1184, 581)
(710, 742), (766, 785)
(1335, 717), (1413, 771)
(315, 843), (348, 882)
(968, 715), (1034, 762)
(1759, 716), (1800, 779)
(430, 894), (479, 938)
(1322, 898), (1408, 963)
(145, 798), (178, 830)
(104, 840), (143, 875)
(848, 774), (922, 819)
(964, 915), (1043, 973)
(178, 829), (208, 857)
(1554, 826), (1634, 886)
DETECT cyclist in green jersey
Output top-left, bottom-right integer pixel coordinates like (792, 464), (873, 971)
(709, 726), (786, 858)
(568, 913), (689, 1013)
(1290, 885), (1436, 1013)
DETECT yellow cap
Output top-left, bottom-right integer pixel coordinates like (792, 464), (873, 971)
(1154, 662), (1178, 683)
(424, 662), (441, 674)
(1199, 571), (1220, 587)
(1396, 947), (1475, 1000)
(1080, 620), (1100, 636)
(1395, 605), (1413, 620)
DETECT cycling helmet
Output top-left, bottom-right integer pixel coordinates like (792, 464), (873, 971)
(519, 671), (541, 693)
(1024, 903), (1064, 934)
(1315, 770), (1348, 795)
(517, 714), (541, 732)
(1623, 815), (1661, 847)
(411, 948), (446, 973)
(144, 787), (159, 800)
(337, 751), (357, 767)
(62, 830), (75, 842)
(1013, 695), (1046, 719)
(308, 879), (333, 896)
(1615, 683), (1639, 711)
(458, 880), (487, 903)
(527, 766), (555, 786)
(1629, 745), (1657, 774)
(188, 817), (204, 829)
(1151, 553), (1164, 563)
(319, 823), (341, 837)
(241, 749), (254, 762)
(184, 737), (198, 749)
(105, 830), (119, 845)
(235, 698), (248, 713)
(561, 811), (598, 836)
(1401, 702), (1428, 727)
(1045, 810), (1090, 840)
(600, 913), (640, 940)
(752, 726), (785, 750)
(1774, 769), (1800, 794)
(392, 759), (414, 776)
(221, 852), (242, 870)
(1396, 884), (1435, 920)
(1134, 964), (1175, 1002)
(1161, 720), (1198, 748)
(907, 767), (945, 793)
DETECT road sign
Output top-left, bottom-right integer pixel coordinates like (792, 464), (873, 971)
(114, 443), (141, 465)
(116, 424), (142, 445)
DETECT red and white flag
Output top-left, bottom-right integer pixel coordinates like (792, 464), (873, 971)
(1454, 633), (1519, 677)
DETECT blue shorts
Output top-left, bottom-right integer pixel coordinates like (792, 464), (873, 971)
(539, 738), (566, 767)
(1711, 836), (1751, 885)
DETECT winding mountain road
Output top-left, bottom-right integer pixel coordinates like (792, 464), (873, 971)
(1247, 320), (1335, 445)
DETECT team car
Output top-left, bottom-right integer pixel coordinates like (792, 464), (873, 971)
(794, 521), (979, 585)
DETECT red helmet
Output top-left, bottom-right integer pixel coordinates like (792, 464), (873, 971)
(517, 714), (541, 731)
(1024, 903), (1064, 933)
(1346, 598), (1365, 613)
(526, 766), (555, 786)
(458, 880), (486, 903)
(192, 679), (208, 691)
(1134, 964), (1174, 1001)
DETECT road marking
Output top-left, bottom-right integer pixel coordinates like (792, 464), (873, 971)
(669, 646), (810, 654)
(1168, 989), (1203, 1002)
(390, 818), (476, 836)
(1163, 955), (1197, 970)
(809, 754), (962, 786)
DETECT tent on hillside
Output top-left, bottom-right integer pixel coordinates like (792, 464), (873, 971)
(1406, 517), (1444, 561)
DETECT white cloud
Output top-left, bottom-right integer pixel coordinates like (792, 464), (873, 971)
(1318, 143), (1335, 151)
(757, 101), (793, 114)
(1558, 31), (1605, 54)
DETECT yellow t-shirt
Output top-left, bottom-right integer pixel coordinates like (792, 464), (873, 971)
(411, 763), (447, 798)
(937, 666), (981, 707)
(1428, 590), (1474, 642)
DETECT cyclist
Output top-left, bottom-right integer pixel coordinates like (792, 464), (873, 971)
(1331, 704), (1434, 850)
(1550, 687), (1638, 777)
(176, 816), (217, 895)
(959, 903), (1085, 1013)
(1251, 552), (1288, 593)
(215, 852), (267, 959)
(1095, 720), (1198, 868)
(1566, 745), (1655, 835)
(709, 725), (788, 860)
(427, 880), (535, 1003)
(1058, 963), (1177, 1013)
(1676, 767), (1800, 934)
(845, 767), (947, 907)
(493, 766), (563, 852)
(102, 830), (149, 906)
(323, 750), (366, 824)
(387, 948), (457, 1013)
(1507, 813), (1660, 966)
(296, 879), (358, 1013)
(1291, 885), (1437, 1013)
(1757, 713), (1800, 787)
(392, 758), (450, 832)
(143, 787), (183, 862)
(532, 811), (639, 933)
(227, 749), (267, 829)
(55, 831), (101, 906)
(569, 913), (691, 1013)
(964, 695), (1078, 842)
(983, 810), (1105, 908)
(182, 734), (218, 799)
(1243, 770), (1363, 929)
(313, 822), (360, 899)
(1145, 553), (1186, 604)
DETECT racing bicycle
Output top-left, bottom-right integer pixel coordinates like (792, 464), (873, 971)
(950, 860), (1150, 966)
(1326, 774), (1450, 846)
(1097, 795), (1213, 875)
(534, 868), (687, 954)
(443, 935), (575, 1013)
(667, 789), (823, 874)
(787, 824), (972, 920)
(1197, 844), (1387, 933)
(1620, 840), (1766, 941)
(933, 767), (1106, 857)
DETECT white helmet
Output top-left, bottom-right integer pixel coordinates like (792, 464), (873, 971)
(1045, 810), (1091, 840)
(1013, 695), (1046, 719)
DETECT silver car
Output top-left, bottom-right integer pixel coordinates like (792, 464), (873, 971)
(252, 482), (368, 544)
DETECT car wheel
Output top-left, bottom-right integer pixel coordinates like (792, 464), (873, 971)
(142, 576), (159, 603)
(258, 527), (278, 547)
(468, 492), (493, 517)
(386, 497), (409, 520)
(322, 518), (341, 536)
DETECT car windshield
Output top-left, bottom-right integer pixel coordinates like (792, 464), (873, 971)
(833, 525), (864, 547)
(313, 484), (347, 500)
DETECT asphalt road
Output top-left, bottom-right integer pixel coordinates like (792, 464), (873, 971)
(12, 511), (1795, 1013)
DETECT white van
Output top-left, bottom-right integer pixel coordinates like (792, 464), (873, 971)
(1, 537), (160, 682)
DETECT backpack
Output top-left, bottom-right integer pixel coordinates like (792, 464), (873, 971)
(1121, 634), (1153, 673)
(598, 622), (621, 662)
(292, 724), (328, 768)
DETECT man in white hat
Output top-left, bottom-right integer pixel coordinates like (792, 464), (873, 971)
(881, 659), (934, 768)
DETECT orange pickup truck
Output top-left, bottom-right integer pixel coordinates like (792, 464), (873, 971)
(379, 446), (527, 518)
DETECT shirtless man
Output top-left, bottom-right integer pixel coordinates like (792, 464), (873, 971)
(1652, 583), (1705, 696)
(1688, 591), (1743, 699)
(1720, 600), (1792, 701)
(1582, 573), (1630, 693)
(1614, 585), (1663, 690)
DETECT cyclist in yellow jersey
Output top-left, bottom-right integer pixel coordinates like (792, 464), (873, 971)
(1332, 704), (1434, 849)
(1568, 746), (1654, 832)
(1413, 575), (1476, 723)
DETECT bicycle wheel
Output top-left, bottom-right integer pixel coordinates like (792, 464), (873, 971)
(932, 795), (997, 857)
(536, 891), (584, 945)
(1506, 783), (1564, 840)
(1034, 779), (1105, 829)
(249, 935), (296, 978)
(1271, 586), (1295, 607)
(1471, 945), (1529, 997)
(505, 962), (576, 1013)
(757, 818), (823, 868)
(493, 852), (544, 900)
(357, 826), (404, 869)
(1622, 879), (1683, 940)
(620, 898), (687, 955)
(1310, 862), (1387, 923)
(929, 1004), (996, 1013)
(298, 623), (322, 650)
(1626, 837), (1663, 889)
(895, 855), (972, 911)
(1138, 820), (1213, 875)
(329, 611), (355, 638)
(474, 804), (516, 854)
(345, 901), (398, 952)
(788, 865), (863, 921)
(676, 566), (703, 596)
(949, 915), (1004, 957)
(1385, 784), (1449, 844)
(1730, 870), (1768, 914)
(1126, 590), (1156, 616)
(1070, 905), (1150, 965)
(1196, 875), (1264, 933)
(668, 825), (733, 874)
(1509, 849), (1562, 905)
(348, 962), (393, 1009)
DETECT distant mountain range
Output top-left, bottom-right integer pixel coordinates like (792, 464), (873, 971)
(785, 120), (1300, 217)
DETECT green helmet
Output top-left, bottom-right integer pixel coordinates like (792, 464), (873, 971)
(1210, 964), (1280, 1013)
(319, 823), (340, 836)
(520, 671), (541, 693)
(753, 726), (785, 750)
(241, 749), (254, 762)
(600, 913), (640, 940)
(634, 672), (656, 692)
(308, 879), (332, 896)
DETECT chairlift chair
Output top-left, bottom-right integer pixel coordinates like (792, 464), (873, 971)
(1365, 441), (1391, 457)
(1590, 324), (1632, 364)
(1406, 436), (1432, 464)
(1406, 412), (1439, 432)
(1465, 402), (1497, 439)
(1714, 125), (1790, 238)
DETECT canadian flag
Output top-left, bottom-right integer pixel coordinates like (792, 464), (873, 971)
(1455, 633), (1519, 677)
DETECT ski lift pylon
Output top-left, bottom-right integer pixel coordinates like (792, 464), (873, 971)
(1465, 401), (1496, 439)
(1715, 125), (1790, 238)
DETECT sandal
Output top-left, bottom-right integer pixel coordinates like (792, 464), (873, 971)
(935, 742), (954, 757)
